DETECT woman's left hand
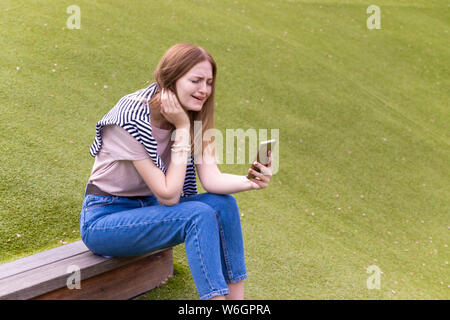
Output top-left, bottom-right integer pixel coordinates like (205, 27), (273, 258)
(248, 151), (273, 190)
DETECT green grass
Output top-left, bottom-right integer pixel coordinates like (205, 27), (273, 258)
(0, 0), (448, 299)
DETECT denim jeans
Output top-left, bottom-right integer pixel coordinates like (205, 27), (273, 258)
(79, 183), (247, 300)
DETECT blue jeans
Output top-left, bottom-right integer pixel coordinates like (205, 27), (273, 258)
(79, 183), (247, 300)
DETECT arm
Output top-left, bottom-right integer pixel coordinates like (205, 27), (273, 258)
(197, 161), (254, 194)
(133, 126), (191, 206)
(197, 149), (274, 194)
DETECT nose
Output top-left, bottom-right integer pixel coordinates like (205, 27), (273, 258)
(198, 81), (209, 95)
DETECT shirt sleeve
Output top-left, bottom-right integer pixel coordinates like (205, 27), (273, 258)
(99, 125), (150, 161)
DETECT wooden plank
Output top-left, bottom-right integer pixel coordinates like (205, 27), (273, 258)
(0, 247), (171, 300)
(0, 241), (89, 280)
(33, 249), (173, 300)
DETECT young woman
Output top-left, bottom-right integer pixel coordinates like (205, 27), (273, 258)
(80, 43), (273, 300)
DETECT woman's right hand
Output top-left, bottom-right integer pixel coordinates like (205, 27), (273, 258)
(160, 88), (191, 129)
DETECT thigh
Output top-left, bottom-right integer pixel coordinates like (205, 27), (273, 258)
(180, 193), (241, 229)
(81, 197), (216, 257)
(180, 193), (240, 216)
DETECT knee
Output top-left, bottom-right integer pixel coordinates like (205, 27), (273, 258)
(210, 194), (241, 224)
(222, 194), (238, 208)
(187, 202), (219, 227)
(219, 194), (239, 215)
(207, 193), (239, 212)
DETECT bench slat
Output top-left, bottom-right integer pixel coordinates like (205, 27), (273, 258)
(34, 249), (173, 300)
(0, 240), (170, 300)
(0, 241), (89, 280)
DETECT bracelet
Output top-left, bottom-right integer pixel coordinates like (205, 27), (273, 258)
(172, 143), (191, 148)
(171, 147), (191, 153)
(171, 144), (191, 153)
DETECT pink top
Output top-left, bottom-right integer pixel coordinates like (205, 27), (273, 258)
(88, 124), (174, 196)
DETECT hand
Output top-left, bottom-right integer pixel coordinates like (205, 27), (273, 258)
(160, 88), (190, 128)
(247, 150), (273, 190)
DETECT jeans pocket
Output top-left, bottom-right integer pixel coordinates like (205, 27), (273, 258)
(84, 194), (115, 210)
(81, 195), (115, 227)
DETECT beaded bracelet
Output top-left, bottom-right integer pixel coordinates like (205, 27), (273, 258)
(171, 147), (191, 153)
(171, 144), (191, 153)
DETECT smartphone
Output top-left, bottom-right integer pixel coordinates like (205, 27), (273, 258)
(246, 139), (277, 180)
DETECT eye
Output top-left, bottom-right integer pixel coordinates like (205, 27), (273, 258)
(191, 79), (213, 86)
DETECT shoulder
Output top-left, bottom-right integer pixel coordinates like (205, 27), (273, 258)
(113, 83), (159, 122)
(102, 125), (148, 157)
(122, 83), (159, 107)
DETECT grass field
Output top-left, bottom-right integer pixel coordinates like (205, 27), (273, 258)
(0, 0), (448, 299)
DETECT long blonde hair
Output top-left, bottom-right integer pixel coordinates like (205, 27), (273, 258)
(149, 43), (217, 160)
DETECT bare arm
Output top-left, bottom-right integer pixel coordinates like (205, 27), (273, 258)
(204, 172), (255, 194)
(196, 151), (273, 194)
(133, 126), (191, 206)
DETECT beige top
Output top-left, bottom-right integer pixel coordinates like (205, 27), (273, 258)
(89, 124), (174, 196)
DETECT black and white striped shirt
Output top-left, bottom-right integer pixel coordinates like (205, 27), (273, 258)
(89, 82), (198, 198)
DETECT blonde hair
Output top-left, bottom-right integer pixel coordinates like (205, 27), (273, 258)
(148, 43), (217, 160)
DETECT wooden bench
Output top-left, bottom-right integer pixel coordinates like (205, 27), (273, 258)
(0, 240), (173, 300)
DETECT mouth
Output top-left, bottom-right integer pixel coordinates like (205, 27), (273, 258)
(191, 95), (206, 102)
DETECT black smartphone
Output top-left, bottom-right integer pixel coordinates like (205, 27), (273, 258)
(246, 139), (277, 180)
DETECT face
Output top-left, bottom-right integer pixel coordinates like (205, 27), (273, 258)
(175, 60), (213, 112)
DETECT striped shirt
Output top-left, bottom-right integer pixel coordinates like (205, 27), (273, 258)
(89, 82), (198, 198)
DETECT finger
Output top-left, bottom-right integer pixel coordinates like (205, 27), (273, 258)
(165, 90), (171, 108)
(249, 168), (270, 182)
(261, 168), (272, 177)
(171, 91), (182, 110)
(258, 166), (272, 181)
(249, 177), (267, 189)
(172, 94), (181, 112)
(249, 179), (262, 189)
(248, 167), (261, 179)
(253, 161), (272, 176)
(169, 91), (179, 113)
(252, 164), (265, 175)
(249, 176), (262, 185)
(161, 89), (167, 106)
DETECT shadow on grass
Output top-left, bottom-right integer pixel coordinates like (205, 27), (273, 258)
(137, 256), (198, 300)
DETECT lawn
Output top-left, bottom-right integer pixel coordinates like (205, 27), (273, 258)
(0, 0), (448, 299)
